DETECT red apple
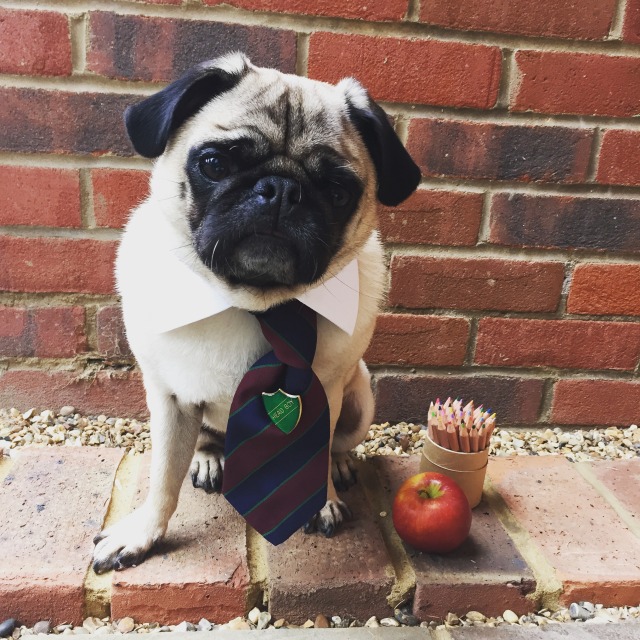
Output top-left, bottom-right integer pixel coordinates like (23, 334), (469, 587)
(392, 472), (472, 553)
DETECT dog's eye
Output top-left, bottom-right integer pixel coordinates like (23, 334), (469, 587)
(330, 185), (350, 208)
(200, 154), (232, 181)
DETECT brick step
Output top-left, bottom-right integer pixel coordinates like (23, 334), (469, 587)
(1, 450), (640, 625)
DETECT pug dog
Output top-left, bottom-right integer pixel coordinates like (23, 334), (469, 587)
(92, 52), (420, 573)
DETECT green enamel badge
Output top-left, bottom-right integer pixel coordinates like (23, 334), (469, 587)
(262, 389), (302, 434)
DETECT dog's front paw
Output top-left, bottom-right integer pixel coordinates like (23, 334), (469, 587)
(303, 499), (352, 538)
(190, 448), (224, 493)
(92, 507), (165, 574)
(331, 452), (358, 491)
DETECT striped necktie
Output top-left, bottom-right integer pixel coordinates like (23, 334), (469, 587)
(222, 300), (330, 545)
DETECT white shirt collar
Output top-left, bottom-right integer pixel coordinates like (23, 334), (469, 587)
(150, 253), (360, 335)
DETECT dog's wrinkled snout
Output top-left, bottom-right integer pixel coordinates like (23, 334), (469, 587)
(253, 176), (302, 218)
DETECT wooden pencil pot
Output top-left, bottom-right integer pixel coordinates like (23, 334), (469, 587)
(420, 433), (489, 508)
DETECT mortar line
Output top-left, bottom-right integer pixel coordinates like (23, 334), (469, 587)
(387, 243), (638, 264)
(398, 176), (640, 199)
(245, 524), (269, 610)
(379, 102), (640, 130)
(6, 0), (640, 57)
(463, 318), (479, 367)
(379, 305), (640, 324)
(0, 292), (121, 306)
(79, 167), (97, 229)
(0, 226), (122, 240)
(394, 114), (410, 146)
(69, 11), (87, 74)
(406, 0), (421, 22)
(557, 261), (574, 316)
(295, 32), (310, 77)
(483, 476), (563, 610)
(0, 152), (152, 170)
(367, 364), (640, 382)
(538, 378), (557, 424)
(585, 128), (604, 183)
(574, 462), (640, 539)
(84, 303), (99, 353)
(610, 0), (629, 39)
(83, 452), (143, 619)
(358, 461), (416, 608)
(386, 243), (640, 263)
(0, 73), (157, 95)
(476, 191), (493, 244)
(495, 49), (514, 109)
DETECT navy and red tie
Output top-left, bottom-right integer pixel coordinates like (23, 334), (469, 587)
(222, 300), (330, 545)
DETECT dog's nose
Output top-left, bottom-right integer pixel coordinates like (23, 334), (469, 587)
(253, 176), (302, 214)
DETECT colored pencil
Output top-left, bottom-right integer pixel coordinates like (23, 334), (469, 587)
(427, 397), (496, 453)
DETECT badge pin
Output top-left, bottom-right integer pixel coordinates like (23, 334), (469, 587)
(262, 389), (302, 434)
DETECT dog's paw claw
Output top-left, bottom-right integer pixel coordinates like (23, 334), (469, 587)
(190, 449), (224, 493)
(304, 499), (351, 537)
(92, 508), (163, 574)
(331, 453), (358, 492)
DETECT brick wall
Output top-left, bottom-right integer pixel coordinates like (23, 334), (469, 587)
(1, 0), (639, 428)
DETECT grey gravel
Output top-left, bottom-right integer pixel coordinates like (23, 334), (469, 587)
(32, 622), (51, 635)
(0, 620), (16, 639)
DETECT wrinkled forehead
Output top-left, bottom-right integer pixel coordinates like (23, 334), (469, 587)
(184, 69), (364, 167)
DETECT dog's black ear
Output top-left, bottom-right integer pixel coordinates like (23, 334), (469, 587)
(342, 79), (421, 206)
(125, 54), (250, 158)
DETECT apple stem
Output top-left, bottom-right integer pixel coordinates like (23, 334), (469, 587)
(418, 480), (445, 500)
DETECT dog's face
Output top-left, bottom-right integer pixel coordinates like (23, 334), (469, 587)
(125, 54), (420, 291)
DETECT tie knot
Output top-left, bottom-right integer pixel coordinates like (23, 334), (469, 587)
(253, 301), (317, 368)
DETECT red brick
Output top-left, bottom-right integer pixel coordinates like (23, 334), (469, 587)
(407, 119), (593, 184)
(374, 374), (544, 424)
(475, 318), (640, 371)
(389, 256), (564, 312)
(489, 193), (640, 253)
(0, 9), (71, 77)
(204, 0), (407, 20)
(420, 0), (616, 40)
(379, 190), (483, 246)
(513, 51), (640, 117)
(97, 306), (132, 358)
(589, 460), (640, 519)
(375, 456), (535, 620)
(111, 456), (251, 624)
(0, 236), (117, 294)
(623, 0), (640, 43)
(0, 166), (81, 228)
(0, 448), (124, 625)
(0, 306), (86, 358)
(488, 456), (640, 605)
(308, 33), (501, 108)
(365, 314), (469, 366)
(0, 88), (135, 156)
(568, 264), (640, 317)
(597, 130), (640, 186)
(552, 379), (640, 426)
(0, 369), (147, 418)
(92, 169), (149, 228)
(87, 12), (296, 82)
(267, 479), (394, 623)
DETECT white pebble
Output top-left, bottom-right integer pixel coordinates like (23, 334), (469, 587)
(503, 610), (519, 624)
(380, 618), (400, 627)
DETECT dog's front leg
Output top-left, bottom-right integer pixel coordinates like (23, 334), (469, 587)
(303, 383), (351, 537)
(92, 390), (202, 573)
